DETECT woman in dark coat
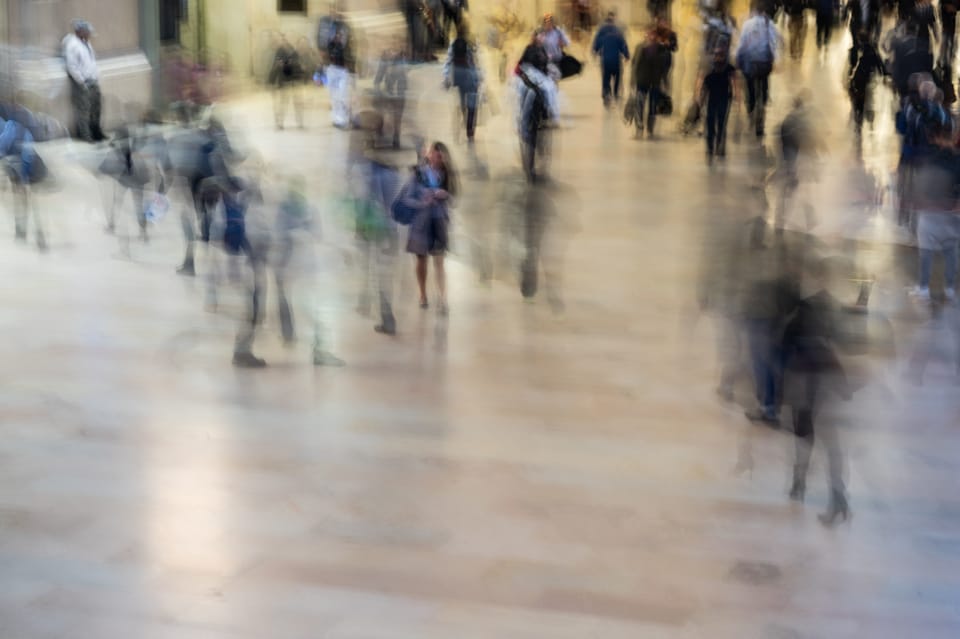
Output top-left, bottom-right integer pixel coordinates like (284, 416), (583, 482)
(781, 265), (854, 526)
(402, 141), (458, 313)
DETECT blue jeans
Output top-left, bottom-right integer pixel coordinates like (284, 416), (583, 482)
(453, 66), (479, 139)
(917, 211), (960, 289)
(919, 247), (959, 289)
(745, 318), (781, 414)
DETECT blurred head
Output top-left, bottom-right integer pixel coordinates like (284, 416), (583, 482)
(426, 141), (458, 194)
(713, 48), (726, 65)
(427, 141), (449, 170)
(73, 19), (92, 40)
(920, 79), (938, 101)
(606, 11), (616, 22)
(543, 13), (554, 30)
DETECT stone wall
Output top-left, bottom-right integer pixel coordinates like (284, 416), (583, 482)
(4, 0), (153, 129)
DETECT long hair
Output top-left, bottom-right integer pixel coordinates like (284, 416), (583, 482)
(430, 141), (459, 197)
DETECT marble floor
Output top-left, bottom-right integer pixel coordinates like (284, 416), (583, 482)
(2, 10), (960, 639)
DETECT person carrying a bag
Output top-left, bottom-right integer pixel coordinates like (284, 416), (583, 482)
(630, 26), (673, 139)
(394, 141), (458, 314)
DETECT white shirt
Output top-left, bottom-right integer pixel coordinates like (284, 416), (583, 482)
(63, 33), (99, 84)
(735, 14), (781, 62)
(541, 28), (570, 62)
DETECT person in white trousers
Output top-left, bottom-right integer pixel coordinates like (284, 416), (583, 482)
(318, 6), (354, 129)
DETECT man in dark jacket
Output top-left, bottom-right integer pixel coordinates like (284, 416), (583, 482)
(592, 12), (630, 106)
(270, 34), (305, 130)
(631, 30), (672, 138)
(845, 0), (881, 50)
(815, 0), (836, 53)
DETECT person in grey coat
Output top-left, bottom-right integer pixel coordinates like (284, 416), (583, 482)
(401, 141), (458, 314)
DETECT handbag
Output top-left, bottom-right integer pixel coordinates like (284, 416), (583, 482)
(656, 93), (674, 116)
(558, 54), (583, 79)
(390, 174), (420, 225)
(622, 92), (636, 125)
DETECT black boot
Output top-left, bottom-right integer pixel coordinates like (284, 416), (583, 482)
(788, 477), (805, 502)
(818, 490), (850, 526)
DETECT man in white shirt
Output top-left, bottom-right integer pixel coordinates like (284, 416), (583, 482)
(62, 20), (105, 142)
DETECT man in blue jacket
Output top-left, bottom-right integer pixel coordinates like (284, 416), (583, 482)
(592, 12), (630, 106)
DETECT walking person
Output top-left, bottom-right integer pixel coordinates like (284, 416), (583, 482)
(62, 20), (105, 143)
(631, 25), (674, 139)
(373, 40), (408, 148)
(272, 175), (347, 366)
(781, 260), (854, 526)
(540, 13), (572, 75)
(0, 116), (48, 250)
(269, 34), (305, 130)
(698, 48), (738, 162)
(912, 0), (940, 54)
(907, 116), (960, 302)
(443, 26), (482, 143)
(940, 0), (958, 62)
(516, 37), (560, 182)
(399, 142), (458, 314)
(361, 145), (413, 335)
(815, 0), (835, 54)
(318, 5), (354, 129)
(784, 0), (807, 60)
(848, 31), (887, 135)
(735, 3), (780, 138)
(845, 0), (881, 53)
(592, 11), (630, 107)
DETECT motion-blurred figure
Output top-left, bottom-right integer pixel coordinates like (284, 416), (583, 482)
(198, 175), (269, 367)
(373, 40), (408, 148)
(907, 115), (959, 302)
(516, 37), (559, 182)
(167, 111), (239, 276)
(912, 0), (939, 53)
(98, 120), (154, 247)
(592, 11), (630, 107)
(358, 144), (411, 335)
(318, 5), (355, 129)
(271, 175), (346, 366)
(814, 0), (836, 55)
(848, 31), (887, 136)
(781, 260), (853, 526)
(742, 223), (801, 425)
(896, 76), (947, 230)
(698, 47), (737, 162)
(631, 24), (674, 139)
(845, 0), (881, 55)
(0, 115), (48, 250)
(443, 26), (482, 143)
(540, 13), (571, 77)
(774, 95), (821, 234)
(62, 20), (105, 143)
(735, 3), (780, 139)
(784, 0), (807, 60)
(940, 0), (958, 61)
(269, 34), (306, 130)
(519, 179), (568, 312)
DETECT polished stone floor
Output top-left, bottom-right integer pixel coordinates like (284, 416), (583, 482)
(2, 9), (960, 639)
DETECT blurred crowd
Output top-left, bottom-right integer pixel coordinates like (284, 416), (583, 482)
(4, 0), (960, 530)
